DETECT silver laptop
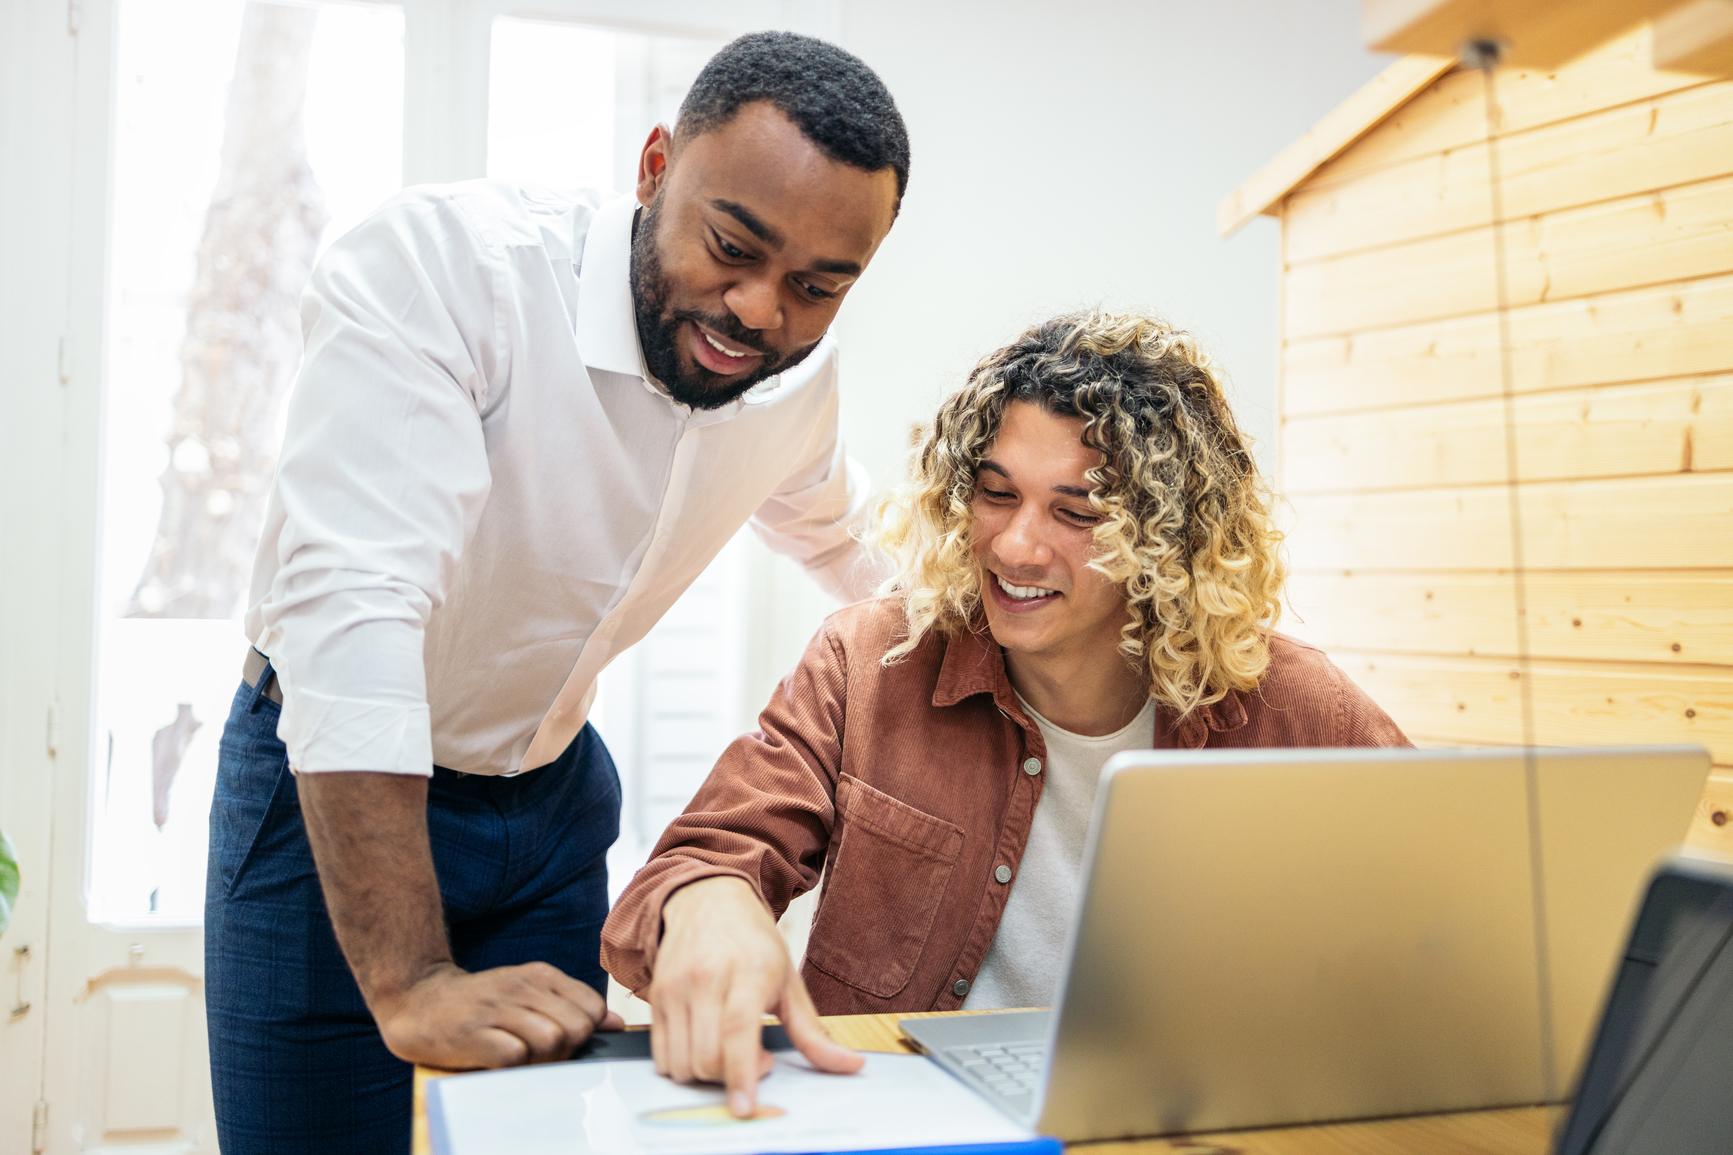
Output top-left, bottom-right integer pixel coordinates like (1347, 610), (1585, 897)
(900, 746), (1711, 1142)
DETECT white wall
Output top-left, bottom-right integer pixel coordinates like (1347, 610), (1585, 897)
(832, 0), (1395, 489)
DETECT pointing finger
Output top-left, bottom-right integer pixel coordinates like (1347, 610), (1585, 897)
(779, 975), (862, 1075)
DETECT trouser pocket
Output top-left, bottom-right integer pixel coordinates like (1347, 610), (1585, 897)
(209, 680), (296, 897)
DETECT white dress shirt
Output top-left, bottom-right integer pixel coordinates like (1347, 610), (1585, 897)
(245, 183), (875, 777)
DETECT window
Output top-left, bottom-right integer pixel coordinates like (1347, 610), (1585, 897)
(92, 0), (404, 924)
(91, 4), (795, 923)
(486, 16), (723, 194)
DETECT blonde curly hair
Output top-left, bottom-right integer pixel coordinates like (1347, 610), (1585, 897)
(870, 309), (1286, 718)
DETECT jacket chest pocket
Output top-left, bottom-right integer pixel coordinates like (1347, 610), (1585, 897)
(804, 775), (964, 999)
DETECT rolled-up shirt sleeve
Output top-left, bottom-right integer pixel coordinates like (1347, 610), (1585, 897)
(254, 192), (501, 776)
(749, 348), (884, 604)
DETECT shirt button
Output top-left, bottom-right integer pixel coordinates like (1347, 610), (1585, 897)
(953, 978), (971, 997)
(1023, 757), (1042, 775)
(994, 864), (1012, 884)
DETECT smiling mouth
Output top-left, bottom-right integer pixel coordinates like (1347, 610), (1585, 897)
(701, 327), (755, 358)
(688, 322), (765, 376)
(996, 575), (1058, 602)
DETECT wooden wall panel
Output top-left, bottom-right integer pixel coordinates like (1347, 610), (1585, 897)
(1282, 376), (1733, 493)
(1330, 651), (1733, 763)
(1285, 174), (1733, 339)
(1285, 82), (1733, 263)
(1687, 772), (1733, 854)
(1272, 38), (1733, 872)
(1284, 273), (1733, 417)
(1310, 29), (1707, 188)
(1288, 474), (1733, 572)
(1284, 571), (1733, 665)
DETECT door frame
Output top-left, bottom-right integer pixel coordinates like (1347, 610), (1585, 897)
(0, 0), (93, 1147)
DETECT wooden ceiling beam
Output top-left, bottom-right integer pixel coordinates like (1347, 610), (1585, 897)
(1653, 0), (1733, 76)
(1365, 0), (1696, 66)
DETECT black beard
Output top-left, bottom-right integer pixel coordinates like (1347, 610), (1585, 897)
(628, 196), (821, 410)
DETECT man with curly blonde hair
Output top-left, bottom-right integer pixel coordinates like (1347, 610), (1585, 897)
(603, 310), (1410, 1117)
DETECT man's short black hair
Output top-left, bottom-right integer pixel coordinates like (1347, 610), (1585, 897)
(676, 31), (910, 206)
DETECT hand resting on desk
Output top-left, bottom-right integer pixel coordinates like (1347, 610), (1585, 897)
(654, 875), (863, 1116)
(297, 770), (623, 1069)
(372, 961), (623, 1069)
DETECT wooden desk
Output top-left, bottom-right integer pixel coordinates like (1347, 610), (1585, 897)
(413, 1013), (1563, 1155)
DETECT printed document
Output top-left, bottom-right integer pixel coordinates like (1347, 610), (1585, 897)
(427, 1052), (1039, 1155)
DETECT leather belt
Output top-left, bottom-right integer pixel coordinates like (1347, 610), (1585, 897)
(242, 646), (284, 706)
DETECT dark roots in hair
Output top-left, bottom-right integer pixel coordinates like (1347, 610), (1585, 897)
(675, 30), (910, 207)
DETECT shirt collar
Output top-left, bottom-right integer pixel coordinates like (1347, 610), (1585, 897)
(930, 615), (1251, 746)
(1173, 687), (1249, 748)
(574, 194), (651, 380)
(933, 621), (1009, 710)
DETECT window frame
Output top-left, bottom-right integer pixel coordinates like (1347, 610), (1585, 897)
(401, 0), (839, 184)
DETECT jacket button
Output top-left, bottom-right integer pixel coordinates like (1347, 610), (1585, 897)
(1022, 757), (1042, 775)
(994, 864), (1012, 884)
(953, 978), (971, 997)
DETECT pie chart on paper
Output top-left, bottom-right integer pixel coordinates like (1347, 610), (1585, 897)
(637, 1103), (789, 1126)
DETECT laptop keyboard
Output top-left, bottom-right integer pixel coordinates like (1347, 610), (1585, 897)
(946, 1041), (1048, 1098)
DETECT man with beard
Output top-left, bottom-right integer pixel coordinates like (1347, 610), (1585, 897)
(204, 31), (907, 1154)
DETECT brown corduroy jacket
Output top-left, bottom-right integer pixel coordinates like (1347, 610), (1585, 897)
(601, 598), (1412, 1015)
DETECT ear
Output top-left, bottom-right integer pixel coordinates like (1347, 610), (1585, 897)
(636, 124), (673, 206)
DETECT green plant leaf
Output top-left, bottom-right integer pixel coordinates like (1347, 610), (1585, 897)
(0, 828), (19, 938)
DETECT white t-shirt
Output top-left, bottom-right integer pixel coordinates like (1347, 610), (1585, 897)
(964, 692), (1159, 1010)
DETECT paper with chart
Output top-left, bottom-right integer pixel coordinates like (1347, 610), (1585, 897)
(427, 1052), (1039, 1155)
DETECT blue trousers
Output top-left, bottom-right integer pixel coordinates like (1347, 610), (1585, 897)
(205, 666), (620, 1154)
